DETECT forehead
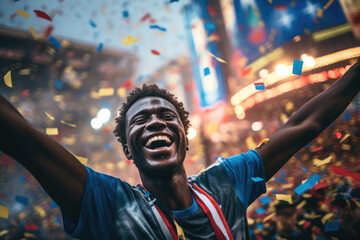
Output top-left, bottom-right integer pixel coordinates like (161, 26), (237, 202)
(126, 96), (179, 120)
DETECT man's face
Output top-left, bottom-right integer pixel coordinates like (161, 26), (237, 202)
(124, 96), (187, 177)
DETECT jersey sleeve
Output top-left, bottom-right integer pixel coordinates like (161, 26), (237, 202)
(222, 149), (266, 207)
(60, 166), (118, 239)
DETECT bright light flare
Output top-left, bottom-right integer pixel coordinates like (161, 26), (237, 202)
(275, 64), (289, 76)
(187, 127), (197, 140)
(91, 117), (103, 130)
(251, 121), (263, 131)
(97, 108), (111, 123)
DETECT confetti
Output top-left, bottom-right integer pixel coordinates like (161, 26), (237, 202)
(251, 177), (264, 182)
(259, 196), (271, 205)
(295, 173), (321, 195)
(89, 20), (97, 28)
(170, 0), (179, 2)
(340, 133), (350, 143)
(207, 51), (227, 63)
(15, 195), (29, 206)
(19, 68), (30, 75)
(325, 221), (339, 232)
(321, 213), (334, 224)
(256, 207), (266, 214)
(140, 13), (151, 22)
(330, 165), (360, 181)
(323, 0), (335, 10)
(274, 178), (288, 183)
(98, 87), (114, 97)
(33, 10), (52, 21)
(46, 128), (58, 135)
(48, 36), (61, 49)
(256, 138), (269, 148)
(254, 82), (265, 90)
(0, 205), (9, 219)
(60, 120), (76, 128)
(301, 167), (309, 172)
(149, 25), (167, 32)
(151, 49), (160, 55)
(44, 112), (55, 120)
(263, 212), (275, 222)
(313, 156), (332, 167)
(16, 9), (29, 18)
(50, 200), (58, 208)
(274, 4), (287, 10)
(97, 43), (103, 53)
(122, 10), (129, 18)
(3, 70), (12, 88)
(292, 59), (303, 75)
(275, 194), (293, 204)
(204, 67), (210, 76)
(122, 35), (138, 45)
(29, 26), (41, 39)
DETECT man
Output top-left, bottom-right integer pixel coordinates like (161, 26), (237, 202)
(0, 58), (359, 239)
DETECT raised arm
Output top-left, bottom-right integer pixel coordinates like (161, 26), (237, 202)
(256, 59), (360, 181)
(0, 95), (86, 223)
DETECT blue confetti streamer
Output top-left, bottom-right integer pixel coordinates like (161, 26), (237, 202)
(15, 195), (29, 206)
(204, 23), (216, 31)
(97, 43), (103, 53)
(122, 10), (129, 18)
(256, 208), (265, 214)
(295, 173), (321, 195)
(149, 25), (167, 32)
(170, 0), (179, 2)
(204, 67), (210, 76)
(259, 196), (271, 205)
(251, 177), (264, 182)
(48, 36), (61, 49)
(274, 177), (288, 183)
(301, 167), (309, 172)
(255, 83), (265, 90)
(292, 59), (303, 76)
(89, 20), (97, 28)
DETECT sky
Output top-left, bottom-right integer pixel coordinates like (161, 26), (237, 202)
(0, 0), (192, 77)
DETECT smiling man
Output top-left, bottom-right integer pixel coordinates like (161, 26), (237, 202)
(0, 59), (360, 239)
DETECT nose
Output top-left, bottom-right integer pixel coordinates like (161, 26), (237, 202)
(145, 114), (166, 130)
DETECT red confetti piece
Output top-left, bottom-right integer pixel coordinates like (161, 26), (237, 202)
(33, 10), (52, 21)
(314, 181), (327, 190)
(123, 80), (133, 90)
(140, 13), (151, 22)
(240, 67), (252, 76)
(44, 25), (54, 38)
(207, 6), (216, 15)
(274, 4), (287, 10)
(21, 89), (29, 97)
(331, 166), (360, 181)
(151, 49), (160, 55)
(149, 18), (156, 24)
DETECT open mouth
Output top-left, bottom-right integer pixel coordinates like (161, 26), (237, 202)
(144, 135), (173, 150)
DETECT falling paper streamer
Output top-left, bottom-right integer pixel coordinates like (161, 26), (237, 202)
(4, 70), (12, 88)
(321, 213), (334, 224)
(48, 36), (61, 49)
(60, 120), (76, 128)
(313, 156), (332, 167)
(44, 112), (55, 120)
(17, 9), (29, 18)
(15, 195), (29, 206)
(295, 173), (321, 195)
(256, 138), (269, 148)
(275, 194), (293, 204)
(151, 50), (160, 55)
(33, 10), (52, 21)
(123, 35), (138, 45)
(98, 88), (114, 97)
(0, 205), (9, 219)
(204, 67), (210, 76)
(207, 51), (227, 63)
(29, 26), (40, 40)
(97, 43), (103, 53)
(251, 177), (264, 182)
(340, 133), (350, 143)
(19, 68), (30, 75)
(274, 178), (288, 183)
(263, 213), (275, 222)
(254, 82), (265, 90)
(149, 25), (167, 32)
(89, 20), (97, 28)
(46, 128), (58, 135)
(293, 60), (304, 75)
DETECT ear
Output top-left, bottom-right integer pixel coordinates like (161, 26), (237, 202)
(124, 144), (132, 160)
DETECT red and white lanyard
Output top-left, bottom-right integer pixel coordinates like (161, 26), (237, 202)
(138, 183), (233, 240)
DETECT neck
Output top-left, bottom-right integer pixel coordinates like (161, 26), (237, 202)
(139, 166), (193, 211)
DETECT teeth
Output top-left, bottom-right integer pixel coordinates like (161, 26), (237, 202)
(145, 135), (171, 147)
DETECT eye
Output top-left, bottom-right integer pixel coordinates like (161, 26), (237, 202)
(161, 113), (175, 120)
(132, 116), (147, 124)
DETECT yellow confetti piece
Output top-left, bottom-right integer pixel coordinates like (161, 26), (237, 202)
(296, 200), (306, 209)
(29, 26), (40, 40)
(98, 87), (114, 97)
(340, 133), (350, 143)
(323, 0), (334, 10)
(46, 128), (58, 135)
(313, 156), (332, 167)
(341, 144), (351, 150)
(256, 138), (270, 148)
(268, 0), (272, 3)
(33, 206), (45, 217)
(19, 68), (30, 75)
(317, 8), (323, 18)
(298, 219), (306, 225)
(17, 9), (29, 18)
(263, 212), (275, 222)
(304, 211), (321, 219)
(321, 213), (334, 224)
(123, 35), (138, 45)
(60, 120), (76, 128)
(44, 112), (55, 120)
(207, 51), (227, 63)
(354, 201), (360, 208)
(3, 70), (12, 87)
(0, 205), (9, 219)
(76, 156), (88, 166)
(275, 194), (293, 204)
(117, 87), (126, 98)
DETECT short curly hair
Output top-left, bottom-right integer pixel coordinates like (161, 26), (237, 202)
(113, 84), (191, 151)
